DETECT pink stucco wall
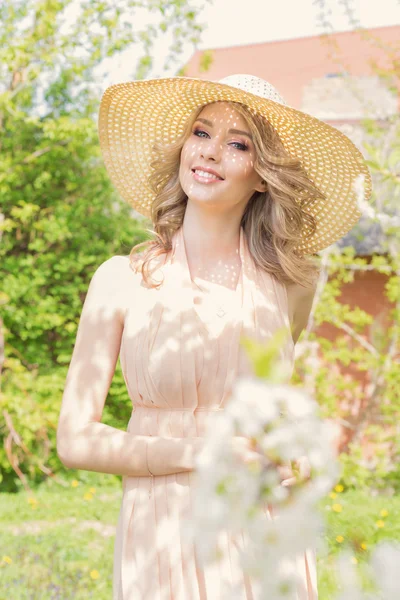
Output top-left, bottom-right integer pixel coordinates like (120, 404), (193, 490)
(184, 25), (400, 111)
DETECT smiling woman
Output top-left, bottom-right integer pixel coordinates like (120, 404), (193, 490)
(140, 97), (327, 293)
(57, 73), (372, 600)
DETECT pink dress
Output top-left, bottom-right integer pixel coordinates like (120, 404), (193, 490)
(113, 225), (318, 599)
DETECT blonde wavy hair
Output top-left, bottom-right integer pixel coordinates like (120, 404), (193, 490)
(129, 101), (324, 289)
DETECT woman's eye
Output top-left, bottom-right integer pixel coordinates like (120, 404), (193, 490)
(193, 128), (209, 138)
(230, 141), (248, 151)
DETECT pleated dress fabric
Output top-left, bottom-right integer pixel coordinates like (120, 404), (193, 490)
(113, 225), (318, 600)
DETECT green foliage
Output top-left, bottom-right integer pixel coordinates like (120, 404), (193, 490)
(291, 167), (400, 494)
(240, 327), (293, 382)
(0, 0), (207, 491)
(292, 254), (400, 493)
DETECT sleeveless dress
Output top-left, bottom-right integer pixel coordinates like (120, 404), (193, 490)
(113, 225), (318, 600)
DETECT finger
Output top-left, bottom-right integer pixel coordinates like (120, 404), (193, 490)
(281, 476), (297, 487)
(278, 465), (293, 480)
(297, 457), (311, 479)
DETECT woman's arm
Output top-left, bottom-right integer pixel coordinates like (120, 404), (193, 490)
(56, 256), (202, 477)
(283, 281), (321, 485)
(286, 281), (317, 345)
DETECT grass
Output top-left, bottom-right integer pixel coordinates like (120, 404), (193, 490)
(317, 488), (400, 598)
(1, 475), (399, 599)
(0, 474), (120, 600)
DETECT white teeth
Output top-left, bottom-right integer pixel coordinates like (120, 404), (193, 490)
(194, 169), (221, 180)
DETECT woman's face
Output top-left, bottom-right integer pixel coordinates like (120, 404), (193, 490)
(179, 102), (265, 212)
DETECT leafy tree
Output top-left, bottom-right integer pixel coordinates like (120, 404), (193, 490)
(0, 0), (206, 491)
(292, 1), (400, 494)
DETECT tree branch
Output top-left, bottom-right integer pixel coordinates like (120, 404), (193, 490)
(22, 140), (70, 164)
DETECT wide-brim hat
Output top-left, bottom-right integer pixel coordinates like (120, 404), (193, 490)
(98, 73), (372, 255)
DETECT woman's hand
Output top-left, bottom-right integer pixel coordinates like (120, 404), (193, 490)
(231, 436), (261, 465)
(201, 436), (312, 490)
(232, 439), (312, 485)
(278, 455), (311, 487)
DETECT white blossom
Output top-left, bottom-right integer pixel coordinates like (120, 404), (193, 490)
(370, 542), (400, 598)
(183, 374), (400, 599)
(185, 376), (339, 598)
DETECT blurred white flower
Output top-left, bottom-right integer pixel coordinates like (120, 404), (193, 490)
(184, 372), (400, 598)
(354, 172), (400, 230)
(370, 542), (400, 598)
(227, 377), (281, 436)
(334, 551), (365, 600)
(185, 375), (339, 598)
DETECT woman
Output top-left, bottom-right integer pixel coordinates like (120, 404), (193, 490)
(56, 74), (371, 599)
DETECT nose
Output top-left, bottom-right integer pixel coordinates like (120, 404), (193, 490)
(200, 137), (222, 162)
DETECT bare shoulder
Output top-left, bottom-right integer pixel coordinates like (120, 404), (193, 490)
(96, 254), (141, 280)
(87, 255), (141, 316)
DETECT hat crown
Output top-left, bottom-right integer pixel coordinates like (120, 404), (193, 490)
(218, 74), (288, 106)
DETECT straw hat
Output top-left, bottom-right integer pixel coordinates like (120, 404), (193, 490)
(98, 74), (372, 254)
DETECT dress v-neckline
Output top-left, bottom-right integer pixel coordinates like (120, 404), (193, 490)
(172, 226), (245, 339)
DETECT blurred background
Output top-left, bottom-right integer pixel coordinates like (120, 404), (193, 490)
(0, 1), (399, 597)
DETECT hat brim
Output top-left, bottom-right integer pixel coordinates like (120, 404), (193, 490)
(98, 76), (372, 254)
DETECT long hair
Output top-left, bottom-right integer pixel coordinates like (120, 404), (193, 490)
(129, 101), (323, 289)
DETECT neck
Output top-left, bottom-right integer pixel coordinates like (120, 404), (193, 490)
(180, 224), (242, 292)
(181, 208), (242, 274)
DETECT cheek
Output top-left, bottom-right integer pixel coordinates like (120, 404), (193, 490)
(179, 144), (195, 178)
(225, 154), (257, 184)
(181, 139), (198, 162)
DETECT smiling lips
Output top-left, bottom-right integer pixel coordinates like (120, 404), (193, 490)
(191, 167), (224, 183)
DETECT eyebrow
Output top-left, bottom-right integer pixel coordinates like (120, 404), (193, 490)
(196, 117), (253, 141)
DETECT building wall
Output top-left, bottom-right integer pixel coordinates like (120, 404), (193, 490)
(184, 25), (400, 116)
